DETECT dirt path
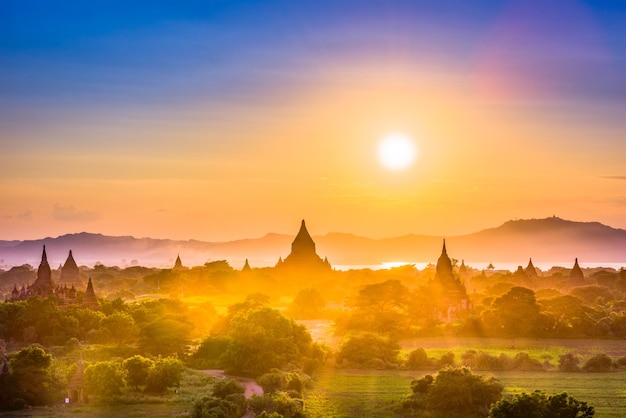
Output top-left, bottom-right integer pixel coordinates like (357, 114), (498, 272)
(202, 369), (264, 398)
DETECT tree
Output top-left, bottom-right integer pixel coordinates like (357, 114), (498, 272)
(286, 288), (326, 319)
(489, 391), (594, 418)
(6, 345), (65, 406)
(349, 280), (408, 335)
(139, 316), (193, 357)
(122, 355), (155, 390)
(248, 391), (303, 418)
(336, 332), (399, 368)
(191, 379), (246, 418)
(220, 306), (319, 376)
(146, 357), (185, 393)
(84, 360), (127, 399)
(481, 287), (550, 337)
(400, 367), (503, 418)
(100, 312), (139, 344)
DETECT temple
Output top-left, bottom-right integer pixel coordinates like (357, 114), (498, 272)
(525, 258), (538, 277)
(29, 245), (54, 297)
(568, 258), (586, 287)
(82, 278), (99, 309)
(60, 250), (80, 285)
(3, 246), (98, 309)
(431, 240), (469, 321)
(173, 254), (185, 270)
(280, 220), (331, 270)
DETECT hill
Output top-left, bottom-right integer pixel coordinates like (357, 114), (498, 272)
(0, 217), (625, 269)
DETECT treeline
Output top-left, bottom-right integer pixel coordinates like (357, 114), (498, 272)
(333, 332), (626, 372)
(317, 278), (626, 339)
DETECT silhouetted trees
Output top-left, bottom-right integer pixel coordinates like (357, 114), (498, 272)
(489, 391), (594, 418)
(400, 367), (503, 418)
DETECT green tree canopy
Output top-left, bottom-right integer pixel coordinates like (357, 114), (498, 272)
(84, 360), (127, 399)
(7, 345), (65, 406)
(489, 391), (594, 418)
(220, 306), (319, 376)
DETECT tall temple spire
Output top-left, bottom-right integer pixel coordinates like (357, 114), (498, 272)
(61, 249), (80, 284)
(435, 239), (453, 281)
(173, 254), (184, 270)
(82, 277), (100, 310)
(32, 245), (54, 296)
(569, 257), (585, 286)
(281, 219), (330, 270)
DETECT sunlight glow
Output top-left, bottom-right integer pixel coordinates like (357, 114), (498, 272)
(377, 133), (417, 171)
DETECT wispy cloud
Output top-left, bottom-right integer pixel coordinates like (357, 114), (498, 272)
(52, 203), (100, 222)
(601, 176), (626, 180)
(2, 210), (33, 220)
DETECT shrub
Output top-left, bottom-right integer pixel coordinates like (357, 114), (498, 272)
(489, 391), (594, 418)
(582, 353), (614, 372)
(145, 357), (185, 393)
(511, 353), (545, 372)
(336, 332), (399, 368)
(406, 348), (433, 370)
(84, 361), (127, 399)
(122, 355), (155, 389)
(437, 352), (455, 368)
(399, 367), (503, 418)
(558, 353), (581, 372)
(249, 391), (304, 418)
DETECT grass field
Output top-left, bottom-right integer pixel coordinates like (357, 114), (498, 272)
(304, 368), (626, 418)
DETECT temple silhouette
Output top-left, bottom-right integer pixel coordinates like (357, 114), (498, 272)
(4, 246), (99, 309)
(276, 220), (331, 271)
(431, 240), (470, 321)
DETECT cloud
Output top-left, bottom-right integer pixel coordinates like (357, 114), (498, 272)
(16, 210), (33, 220)
(2, 210), (33, 220)
(52, 203), (100, 222)
(601, 176), (626, 180)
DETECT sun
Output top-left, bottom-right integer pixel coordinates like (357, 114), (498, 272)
(377, 133), (417, 171)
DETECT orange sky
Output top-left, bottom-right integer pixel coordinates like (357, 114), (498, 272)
(2, 1), (625, 241)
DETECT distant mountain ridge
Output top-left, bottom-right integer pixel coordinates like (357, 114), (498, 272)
(1, 217), (625, 269)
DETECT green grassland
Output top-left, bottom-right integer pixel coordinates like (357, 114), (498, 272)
(305, 369), (626, 418)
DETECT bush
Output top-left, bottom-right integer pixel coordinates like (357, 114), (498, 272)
(437, 352), (455, 368)
(84, 361), (127, 399)
(248, 391), (304, 418)
(191, 395), (246, 418)
(582, 353), (614, 372)
(399, 367), (503, 418)
(191, 378), (247, 418)
(145, 357), (185, 393)
(407, 348), (433, 370)
(474, 352), (512, 371)
(211, 378), (245, 399)
(511, 353), (545, 371)
(558, 353), (581, 372)
(336, 332), (399, 368)
(489, 391), (594, 418)
(122, 355), (155, 389)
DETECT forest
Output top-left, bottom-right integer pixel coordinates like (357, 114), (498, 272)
(1, 251), (625, 417)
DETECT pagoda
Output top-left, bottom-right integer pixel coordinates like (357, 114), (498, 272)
(60, 250), (80, 285)
(81, 277), (100, 310)
(30, 246), (54, 297)
(280, 220), (331, 270)
(568, 258), (586, 287)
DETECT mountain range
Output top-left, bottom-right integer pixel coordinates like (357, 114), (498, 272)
(1, 217), (625, 270)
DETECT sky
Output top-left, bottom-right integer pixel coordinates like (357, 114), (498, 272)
(1, 0), (625, 242)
